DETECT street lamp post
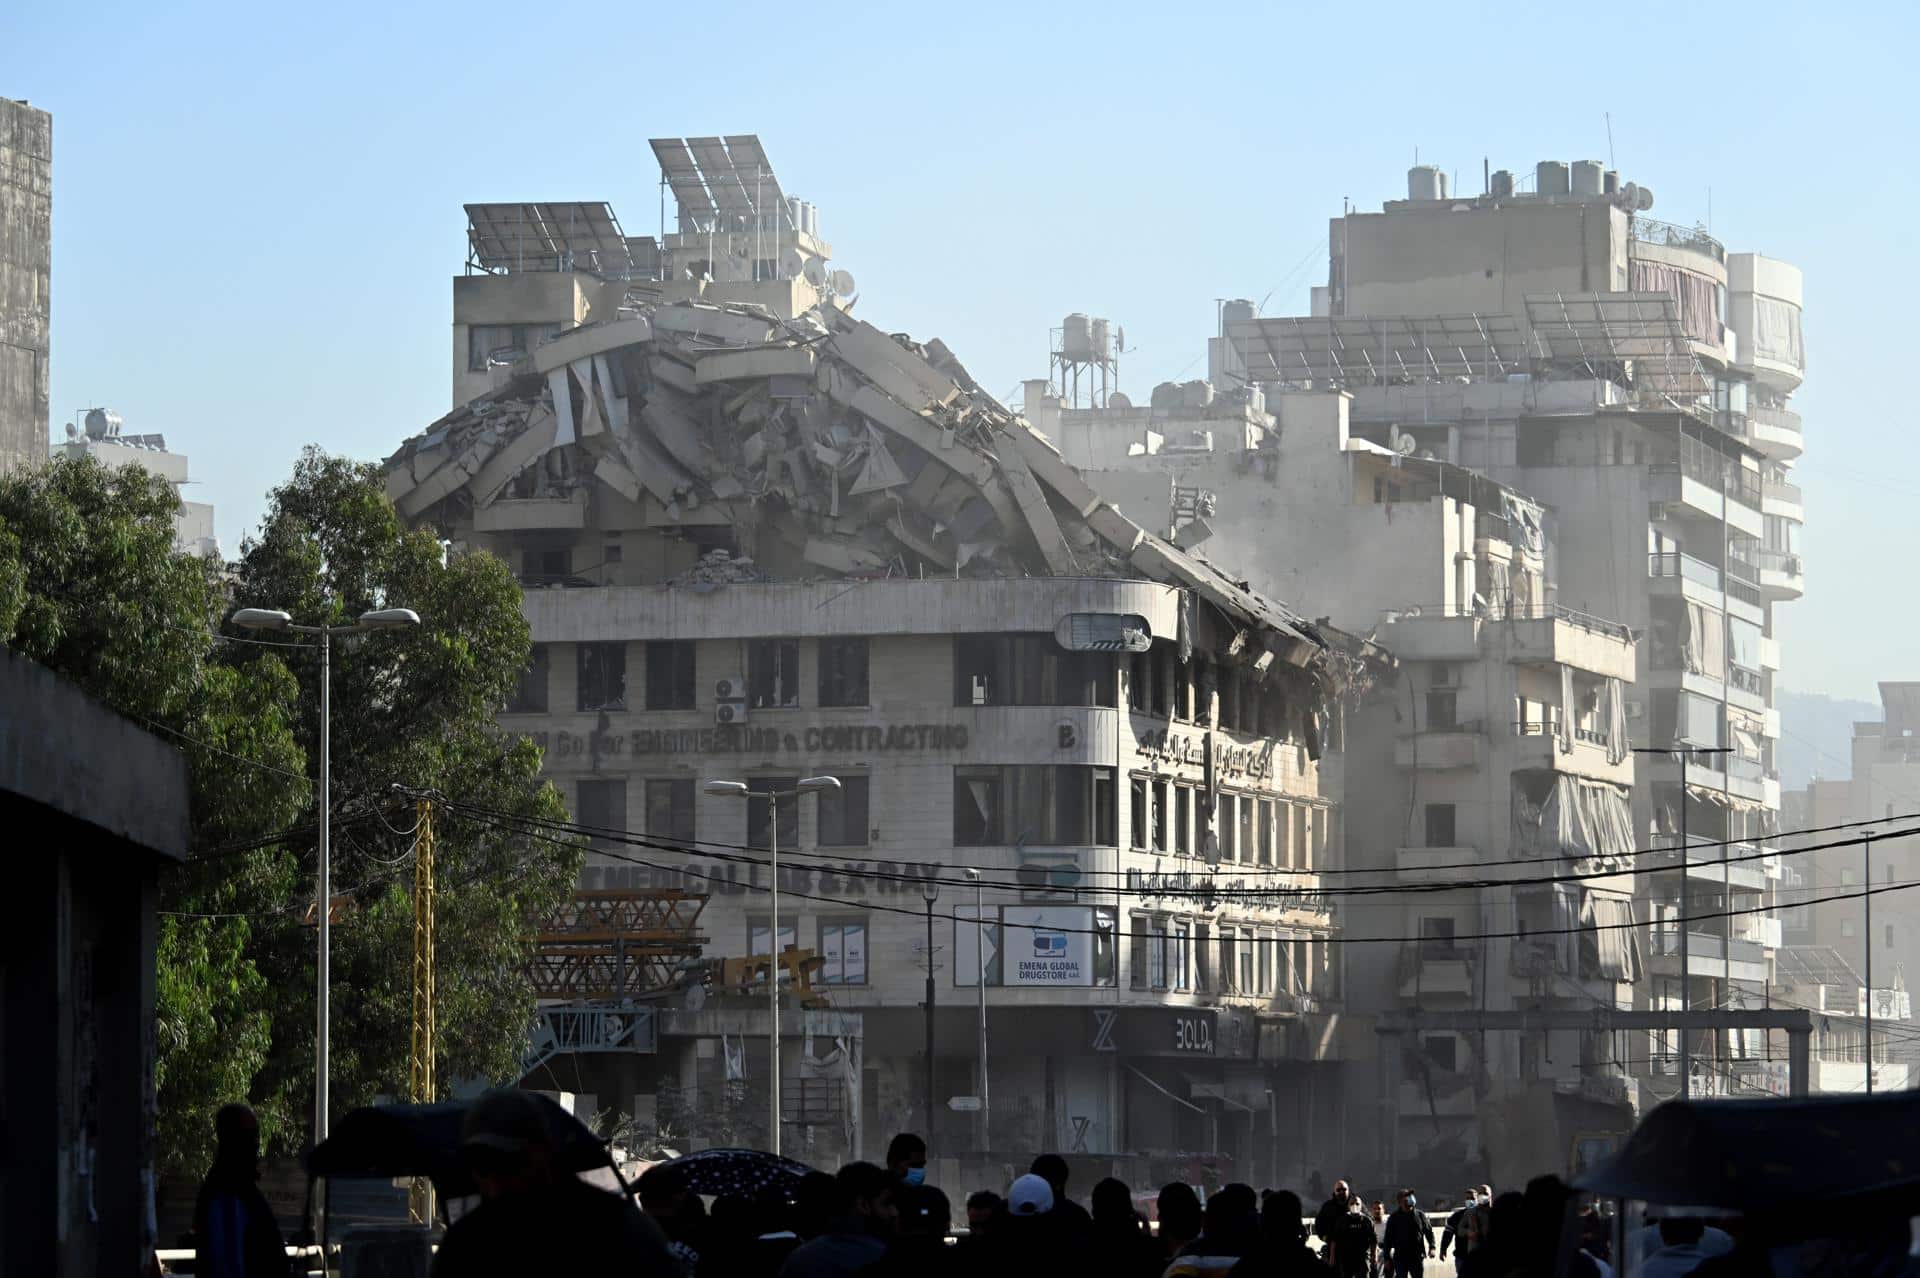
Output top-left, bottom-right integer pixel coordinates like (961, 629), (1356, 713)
(921, 870), (940, 1137)
(705, 775), (841, 1155)
(964, 867), (988, 1153)
(232, 605), (421, 1146)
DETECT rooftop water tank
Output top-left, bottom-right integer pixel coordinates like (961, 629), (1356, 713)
(1603, 169), (1620, 195)
(1537, 160), (1571, 197)
(1490, 169), (1515, 198)
(1150, 381), (1181, 409)
(1222, 298), (1256, 325)
(1407, 165), (1444, 201)
(1571, 160), (1605, 196)
(1062, 313), (1093, 361)
(83, 407), (122, 440)
(1091, 316), (1112, 363)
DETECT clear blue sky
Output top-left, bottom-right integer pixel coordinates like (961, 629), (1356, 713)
(4, 0), (1912, 698)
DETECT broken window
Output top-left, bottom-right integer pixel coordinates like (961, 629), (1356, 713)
(954, 768), (1004, 845)
(1129, 650), (1152, 711)
(1259, 799), (1275, 865)
(817, 638), (870, 707)
(953, 765), (1115, 845)
(1130, 914), (1151, 990)
(1093, 908), (1117, 987)
(1194, 921), (1212, 992)
(1218, 793), (1237, 861)
(1239, 795), (1255, 863)
(1218, 927), (1237, 992)
(1171, 920), (1191, 991)
(746, 776), (799, 850)
(1424, 802), (1456, 848)
(506, 643), (550, 714)
(1239, 934), (1255, 993)
(747, 638), (800, 709)
(644, 640), (696, 711)
(1150, 645), (1171, 717)
(1148, 918), (1169, 990)
(576, 643), (627, 712)
(644, 778), (695, 843)
(953, 634), (1114, 707)
(521, 547), (569, 584)
(1130, 776), (1149, 849)
(1419, 916), (1457, 957)
(576, 778), (626, 848)
(816, 774), (870, 847)
(1258, 930), (1274, 994)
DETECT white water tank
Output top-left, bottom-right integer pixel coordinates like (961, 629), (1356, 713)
(1408, 165), (1444, 200)
(1537, 160), (1570, 196)
(1571, 160), (1605, 196)
(1490, 169), (1515, 198)
(1062, 313), (1093, 361)
(1091, 316), (1112, 363)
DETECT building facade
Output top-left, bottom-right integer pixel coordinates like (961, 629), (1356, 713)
(57, 408), (218, 556)
(386, 151), (1370, 1183)
(0, 97), (51, 474)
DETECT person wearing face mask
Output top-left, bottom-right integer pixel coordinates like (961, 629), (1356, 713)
(1440, 1189), (1480, 1273)
(885, 1133), (928, 1188)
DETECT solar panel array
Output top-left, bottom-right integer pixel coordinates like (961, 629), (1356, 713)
(648, 134), (788, 232)
(465, 202), (632, 275)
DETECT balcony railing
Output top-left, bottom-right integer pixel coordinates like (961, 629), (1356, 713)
(1751, 404), (1803, 437)
(1757, 547), (1803, 577)
(1763, 479), (1803, 508)
(1649, 551), (1721, 590)
(1515, 719), (1611, 749)
(1729, 664), (1764, 695)
(1630, 216), (1727, 264)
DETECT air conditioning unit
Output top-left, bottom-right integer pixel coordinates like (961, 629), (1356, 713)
(716, 701), (748, 725)
(715, 674), (747, 701)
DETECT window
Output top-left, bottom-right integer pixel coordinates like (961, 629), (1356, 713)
(955, 768), (1004, 845)
(1093, 908), (1118, 987)
(1239, 934), (1255, 994)
(1194, 922), (1211, 992)
(576, 643), (627, 711)
(1129, 651), (1152, 711)
(817, 775), (870, 847)
(1130, 914), (1151, 990)
(1258, 931), (1273, 994)
(1171, 921), (1191, 991)
(1148, 918), (1169, 990)
(1130, 776), (1149, 849)
(521, 548), (567, 583)
(1008, 764), (1115, 845)
(1420, 916), (1456, 957)
(746, 776), (799, 850)
(1150, 646), (1170, 717)
(645, 641), (695, 710)
(953, 635), (1116, 707)
(1174, 786), (1192, 856)
(1427, 688), (1458, 731)
(1152, 780), (1169, 851)
(1294, 805), (1310, 867)
(1425, 802), (1456, 848)
(507, 643), (550, 713)
(1259, 800), (1275, 865)
(644, 779), (694, 842)
(818, 638), (869, 707)
(819, 919), (869, 985)
(1219, 794), (1237, 862)
(1292, 938), (1309, 996)
(747, 638), (801, 708)
(576, 779), (626, 848)
(748, 917), (798, 956)
(1423, 1035), (1459, 1072)
(1239, 797), (1255, 864)
(1218, 927), (1237, 992)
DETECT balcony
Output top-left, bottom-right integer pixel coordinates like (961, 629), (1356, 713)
(1722, 556), (1766, 610)
(1511, 719), (1633, 784)
(1648, 550), (1721, 591)
(474, 490), (590, 532)
(1399, 943), (1478, 998)
(1648, 552), (1759, 610)
(1642, 843), (1769, 893)
(1648, 931), (1768, 984)
(1762, 478), (1803, 522)
(1631, 216), (1726, 264)
(1730, 914), (1783, 949)
(1396, 846), (1479, 884)
(1395, 724), (1487, 771)
(1748, 405), (1803, 459)
(1757, 547), (1804, 601)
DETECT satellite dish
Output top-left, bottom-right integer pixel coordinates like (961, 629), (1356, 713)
(1108, 391), (1133, 409)
(1390, 426), (1417, 455)
(802, 258), (828, 287)
(828, 269), (857, 298)
(1634, 186), (1655, 212)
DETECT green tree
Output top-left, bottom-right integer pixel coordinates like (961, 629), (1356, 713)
(0, 449), (580, 1174)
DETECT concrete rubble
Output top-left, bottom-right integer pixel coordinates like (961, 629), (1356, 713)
(385, 286), (1351, 678)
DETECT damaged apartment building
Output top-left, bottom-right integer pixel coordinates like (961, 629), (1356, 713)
(1033, 155), (1808, 1180)
(382, 137), (1375, 1184)
(1032, 368), (1641, 1187)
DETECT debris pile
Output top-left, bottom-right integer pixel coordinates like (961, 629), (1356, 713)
(384, 287), (1336, 673)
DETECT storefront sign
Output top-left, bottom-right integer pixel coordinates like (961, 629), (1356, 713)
(1126, 866), (1330, 915)
(1136, 727), (1274, 781)
(532, 722), (968, 761)
(1003, 906), (1094, 986)
(584, 857), (942, 898)
(1093, 1008), (1219, 1057)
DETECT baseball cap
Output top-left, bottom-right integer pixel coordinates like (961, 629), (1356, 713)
(461, 1089), (550, 1156)
(1007, 1173), (1055, 1216)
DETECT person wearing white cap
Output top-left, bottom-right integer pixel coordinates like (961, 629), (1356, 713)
(1007, 1173), (1056, 1218)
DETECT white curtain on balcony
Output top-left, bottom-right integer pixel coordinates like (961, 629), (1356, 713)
(1580, 892), (1643, 982)
(1605, 678), (1629, 765)
(1512, 775), (1635, 863)
(1559, 665), (1575, 754)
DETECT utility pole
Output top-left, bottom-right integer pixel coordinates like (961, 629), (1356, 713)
(409, 798), (436, 1224)
(921, 870), (940, 1136)
(1636, 744), (1730, 1099)
(1865, 831), (1874, 1094)
(965, 868), (989, 1153)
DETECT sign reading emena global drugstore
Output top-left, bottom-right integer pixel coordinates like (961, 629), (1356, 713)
(531, 722), (969, 762)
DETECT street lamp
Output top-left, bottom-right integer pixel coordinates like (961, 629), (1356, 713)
(233, 605), (421, 1146)
(964, 867), (989, 1153)
(921, 868), (940, 1138)
(704, 774), (841, 1155)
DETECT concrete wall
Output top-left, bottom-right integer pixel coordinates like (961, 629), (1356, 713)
(0, 98), (51, 474)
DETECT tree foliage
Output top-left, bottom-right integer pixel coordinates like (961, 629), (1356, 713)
(0, 449), (580, 1175)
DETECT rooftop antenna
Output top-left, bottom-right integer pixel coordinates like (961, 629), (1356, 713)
(1605, 112), (1616, 169)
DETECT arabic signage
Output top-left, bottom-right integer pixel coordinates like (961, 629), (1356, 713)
(582, 857), (942, 898)
(1126, 866), (1331, 915)
(1003, 906), (1094, 986)
(1136, 727), (1275, 782)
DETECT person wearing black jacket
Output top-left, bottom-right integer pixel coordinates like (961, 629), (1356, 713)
(1381, 1191), (1434, 1278)
(1312, 1181), (1356, 1251)
(1029, 1154), (1094, 1245)
(1088, 1177), (1161, 1278)
(193, 1104), (289, 1278)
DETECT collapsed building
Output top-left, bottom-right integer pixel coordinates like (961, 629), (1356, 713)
(382, 138), (1379, 1183)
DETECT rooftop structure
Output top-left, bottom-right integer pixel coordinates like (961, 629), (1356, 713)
(57, 408), (218, 557)
(0, 97), (51, 474)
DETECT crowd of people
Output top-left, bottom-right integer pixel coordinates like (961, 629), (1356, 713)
(182, 1095), (1745, 1278)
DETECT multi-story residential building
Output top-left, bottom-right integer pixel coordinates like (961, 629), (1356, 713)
(1, 97), (52, 474)
(1033, 379), (1642, 1185)
(1212, 160), (1804, 1108)
(56, 408), (218, 556)
(384, 145), (1375, 1184)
